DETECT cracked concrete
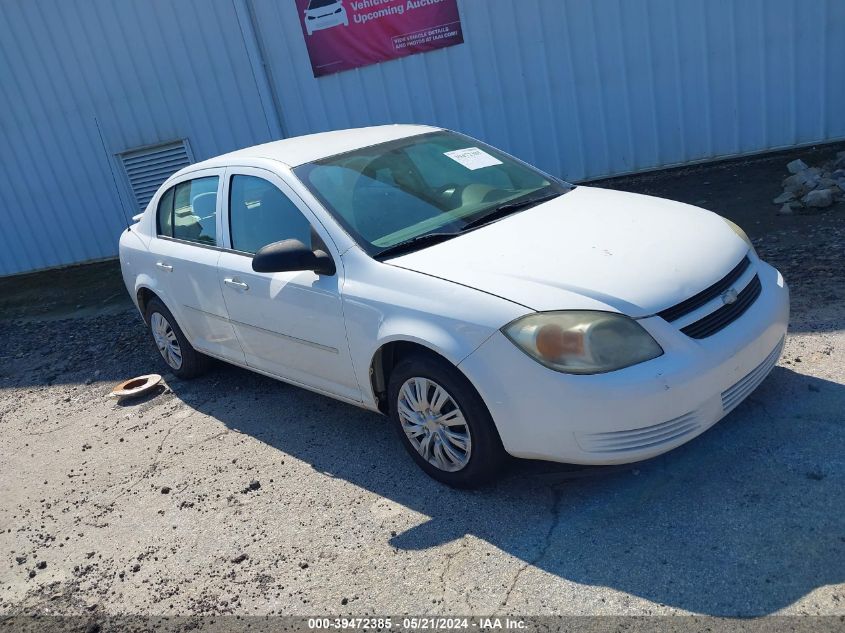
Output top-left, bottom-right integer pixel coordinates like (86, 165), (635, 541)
(1, 149), (844, 617)
(499, 487), (565, 610)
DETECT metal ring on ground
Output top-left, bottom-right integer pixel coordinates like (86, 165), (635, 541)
(110, 374), (163, 399)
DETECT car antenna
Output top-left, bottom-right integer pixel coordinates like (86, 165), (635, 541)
(94, 116), (133, 231)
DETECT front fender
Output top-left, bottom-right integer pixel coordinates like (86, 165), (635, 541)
(374, 318), (486, 367)
(340, 247), (531, 408)
(358, 317), (498, 409)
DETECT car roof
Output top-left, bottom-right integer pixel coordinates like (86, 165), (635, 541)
(176, 124), (440, 175)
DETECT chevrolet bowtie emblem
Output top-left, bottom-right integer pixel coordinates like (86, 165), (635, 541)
(721, 288), (739, 305)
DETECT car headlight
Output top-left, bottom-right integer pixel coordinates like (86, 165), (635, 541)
(502, 311), (663, 375)
(723, 217), (757, 256)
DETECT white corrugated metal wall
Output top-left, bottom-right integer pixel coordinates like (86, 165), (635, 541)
(0, 0), (843, 276)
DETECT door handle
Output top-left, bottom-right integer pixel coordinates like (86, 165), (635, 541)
(156, 262), (173, 272)
(224, 278), (249, 291)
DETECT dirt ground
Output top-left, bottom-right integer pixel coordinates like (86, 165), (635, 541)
(1, 145), (844, 623)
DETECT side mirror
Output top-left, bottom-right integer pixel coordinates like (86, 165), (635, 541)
(251, 239), (336, 276)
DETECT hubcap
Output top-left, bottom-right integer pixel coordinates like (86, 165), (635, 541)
(397, 377), (471, 472)
(150, 312), (183, 370)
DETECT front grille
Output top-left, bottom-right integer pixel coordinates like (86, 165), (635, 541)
(658, 256), (751, 322)
(576, 411), (700, 454)
(680, 275), (761, 339)
(721, 337), (784, 412)
(656, 254), (762, 339)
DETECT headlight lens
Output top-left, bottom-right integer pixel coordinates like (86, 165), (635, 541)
(723, 217), (756, 256)
(502, 311), (663, 375)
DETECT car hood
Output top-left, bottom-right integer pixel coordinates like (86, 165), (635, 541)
(386, 186), (749, 317)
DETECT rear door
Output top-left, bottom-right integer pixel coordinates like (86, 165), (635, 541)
(217, 167), (361, 402)
(148, 169), (244, 363)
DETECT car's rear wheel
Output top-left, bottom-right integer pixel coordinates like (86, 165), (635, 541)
(388, 353), (506, 488)
(144, 297), (210, 379)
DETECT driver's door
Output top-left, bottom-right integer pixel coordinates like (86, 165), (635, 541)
(217, 167), (361, 402)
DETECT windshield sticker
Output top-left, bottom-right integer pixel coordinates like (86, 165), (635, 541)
(443, 147), (503, 170)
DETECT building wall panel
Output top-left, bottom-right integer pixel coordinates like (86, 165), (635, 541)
(0, 0), (843, 275)
(0, 0), (275, 275)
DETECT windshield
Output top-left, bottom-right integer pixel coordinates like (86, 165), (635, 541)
(307, 0), (339, 9)
(293, 131), (572, 258)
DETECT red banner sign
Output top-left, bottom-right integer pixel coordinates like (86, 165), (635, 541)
(296, 0), (464, 77)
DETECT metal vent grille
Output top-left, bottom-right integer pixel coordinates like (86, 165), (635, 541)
(120, 140), (192, 211)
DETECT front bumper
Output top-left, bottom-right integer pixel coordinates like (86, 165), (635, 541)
(458, 261), (790, 464)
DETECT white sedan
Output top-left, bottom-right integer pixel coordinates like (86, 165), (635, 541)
(119, 125), (789, 487)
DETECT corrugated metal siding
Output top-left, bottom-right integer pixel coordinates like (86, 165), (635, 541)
(0, 0), (275, 276)
(254, 0), (845, 181)
(0, 0), (843, 276)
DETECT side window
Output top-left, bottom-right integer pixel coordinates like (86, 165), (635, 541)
(170, 176), (219, 245)
(229, 175), (315, 255)
(156, 187), (175, 237)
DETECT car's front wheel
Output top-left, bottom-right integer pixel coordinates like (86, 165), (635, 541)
(144, 297), (210, 380)
(388, 353), (506, 487)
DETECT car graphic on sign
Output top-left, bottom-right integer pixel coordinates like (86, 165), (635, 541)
(304, 0), (349, 36)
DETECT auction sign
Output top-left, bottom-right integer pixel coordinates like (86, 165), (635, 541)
(297, 0), (464, 77)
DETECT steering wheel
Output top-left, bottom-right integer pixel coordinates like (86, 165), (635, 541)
(434, 183), (466, 207)
(190, 192), (218, 220)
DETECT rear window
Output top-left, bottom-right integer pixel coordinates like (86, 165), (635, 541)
(156, 187), (174, 237)
(156, 177), (219, 246)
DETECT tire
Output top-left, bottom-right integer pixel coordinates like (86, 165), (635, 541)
(388, 353), (506, 488)
(144, 297), (210, 380)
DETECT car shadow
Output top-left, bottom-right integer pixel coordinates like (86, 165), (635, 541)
(2, 304), (842, 615)
(164, 360), (844, 616)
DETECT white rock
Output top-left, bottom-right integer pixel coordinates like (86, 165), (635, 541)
(773, 191), (796, 204)
(777, 204), (794, 215)
(787, 158), (809, 174)
(803, 188), (834, 208)
(783, 171), (820, 195)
